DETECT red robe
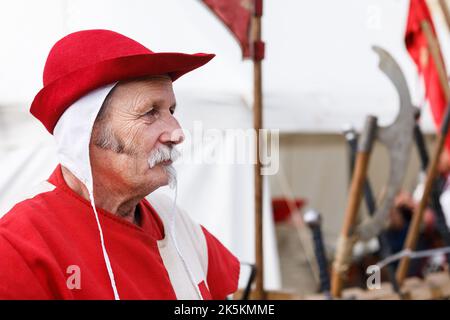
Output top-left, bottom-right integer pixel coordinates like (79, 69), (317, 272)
(0, 165), (240, 299)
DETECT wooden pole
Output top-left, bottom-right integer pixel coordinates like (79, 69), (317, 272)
(439, 0), (450, 32)
(331, 116), (378, 298)
(252, 8), (265, 300)
(396, 20), (450, 285)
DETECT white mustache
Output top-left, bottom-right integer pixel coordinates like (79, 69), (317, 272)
(148, 145), (181, 169)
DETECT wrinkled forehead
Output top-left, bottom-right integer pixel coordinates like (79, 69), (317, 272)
(101, 75), (176, 117)
(119, 74), (172, 88)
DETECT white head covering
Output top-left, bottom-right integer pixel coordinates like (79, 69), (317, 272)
(53, 83), (120, 299)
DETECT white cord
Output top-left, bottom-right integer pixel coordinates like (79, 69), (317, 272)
(376, 246), (450, 270)
(88, 188), (120, 300)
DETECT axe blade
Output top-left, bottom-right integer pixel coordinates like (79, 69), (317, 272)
(356, 46), (415, 241)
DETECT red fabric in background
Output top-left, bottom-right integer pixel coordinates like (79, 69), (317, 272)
(405, 0), (450, 150)
(272, 198), (306, 223)
(202, 0), (254, 58)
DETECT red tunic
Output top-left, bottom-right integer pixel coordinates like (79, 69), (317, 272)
(0, 165), (240, 299)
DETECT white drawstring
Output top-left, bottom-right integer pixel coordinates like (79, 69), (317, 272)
(87, 187), (120, 300)
(376, 246), (450, 270)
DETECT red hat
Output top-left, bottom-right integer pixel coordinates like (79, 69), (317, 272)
(30, 29), (215, 134)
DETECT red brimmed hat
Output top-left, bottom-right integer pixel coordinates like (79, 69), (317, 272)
(30, 29), (215, 134)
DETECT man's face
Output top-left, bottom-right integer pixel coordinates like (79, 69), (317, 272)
(90, 75), (184, 196)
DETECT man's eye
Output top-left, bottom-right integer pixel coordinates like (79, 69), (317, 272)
(170, 108), (175, 115)
(145, 109), (159, 118)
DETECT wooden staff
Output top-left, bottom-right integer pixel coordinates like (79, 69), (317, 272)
(331, 116), (378, 298)
(421, 21), (450, 101)
(252, 3), (265, 300)
(439, 0), (450, 32)
(396, 20), (450, 285)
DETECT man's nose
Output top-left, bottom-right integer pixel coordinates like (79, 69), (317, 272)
(160, 117), (185, 145)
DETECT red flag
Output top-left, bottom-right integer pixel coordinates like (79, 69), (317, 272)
(405, 0), (449, 148)
(201, 0), (263, 59)
(271, 198), (306, 223)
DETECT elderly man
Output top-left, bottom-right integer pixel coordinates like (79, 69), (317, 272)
(0, 30), (240, 299)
